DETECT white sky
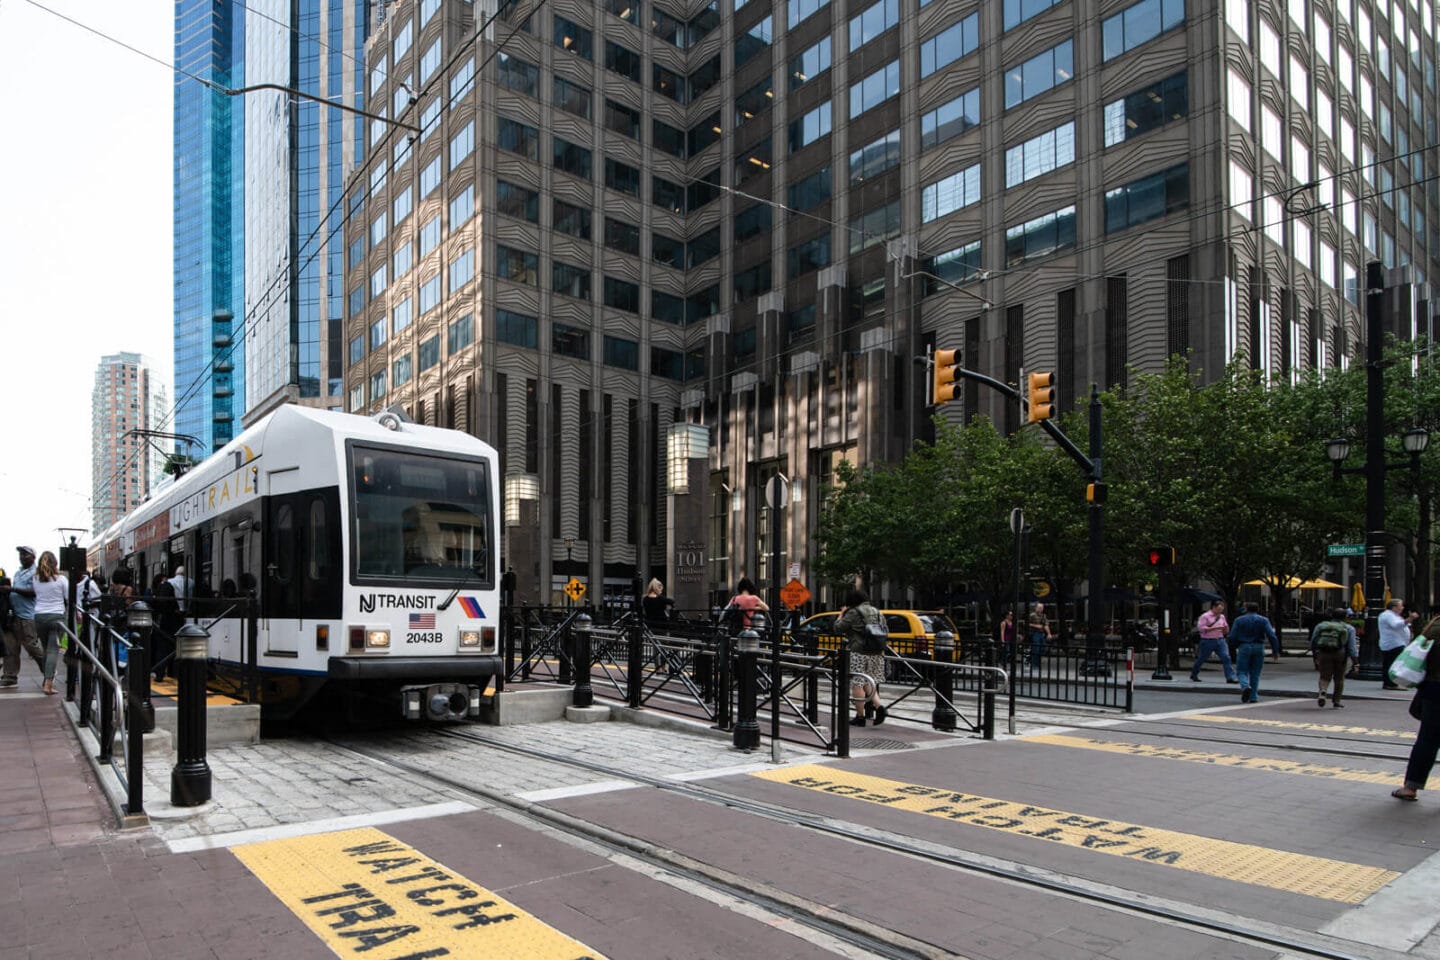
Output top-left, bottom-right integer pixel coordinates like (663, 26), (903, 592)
(0, 0), (173, 559)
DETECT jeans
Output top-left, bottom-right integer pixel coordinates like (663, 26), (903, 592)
(3, 619), (44, 681)
(1235, 642), (1265, 700)
(34, 613), (65, 681)
(1028, 629), (1046, 671)
(1191, 637), (1236, 681)
(1405, 682), (1440, 788)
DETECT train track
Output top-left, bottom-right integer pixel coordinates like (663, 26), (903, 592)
(327, 723), (1406, 960)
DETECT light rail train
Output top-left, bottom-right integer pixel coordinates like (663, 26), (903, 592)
(89, 405), (501, 722)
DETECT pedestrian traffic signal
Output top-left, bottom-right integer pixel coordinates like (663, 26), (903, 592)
(932, 348), (960, 406)
(1146, 546), (1175, 569)
(1027, 371), (1055, 423)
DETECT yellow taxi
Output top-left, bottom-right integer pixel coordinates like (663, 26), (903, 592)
(794, 610), (961, 675)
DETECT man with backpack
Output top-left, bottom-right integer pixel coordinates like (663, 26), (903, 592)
(1310, 608), (1359, 708)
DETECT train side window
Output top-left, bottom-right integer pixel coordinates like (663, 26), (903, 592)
(274, 503), (295, 584)
(308, 498), (330, 582)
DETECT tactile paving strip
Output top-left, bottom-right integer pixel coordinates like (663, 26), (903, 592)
(752, 764), (1398, 903)
(1026, 734), (1399, 783)
(1193, 714), (1415, 740)
(233, 827), (605, 960)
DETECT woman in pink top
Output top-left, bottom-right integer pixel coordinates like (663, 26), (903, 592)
(724, 578), (770, 630)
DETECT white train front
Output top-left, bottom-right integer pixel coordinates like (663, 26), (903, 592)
(91, 405), (502, 722)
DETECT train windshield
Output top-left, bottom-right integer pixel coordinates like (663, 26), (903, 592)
(350, 446), (494, 586)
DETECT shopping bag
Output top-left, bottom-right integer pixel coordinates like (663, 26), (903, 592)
(1388, 636), (1432, 689)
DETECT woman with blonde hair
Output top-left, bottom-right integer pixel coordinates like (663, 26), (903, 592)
(641, 577), (673, 627)
(32, 551), (69, 695)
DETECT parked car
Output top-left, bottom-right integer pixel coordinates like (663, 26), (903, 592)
(795, 610), (961, 679)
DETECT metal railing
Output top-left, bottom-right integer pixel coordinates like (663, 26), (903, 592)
(68, 602), (148, 817)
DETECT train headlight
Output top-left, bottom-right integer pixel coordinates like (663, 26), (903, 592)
(458, 629), (482, 648)
(366, 628), (391, 649)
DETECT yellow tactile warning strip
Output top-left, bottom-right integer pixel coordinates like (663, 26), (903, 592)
(149, 679), (246, 706)
(751, 764), (1398, 903)
(1026, 734), (1398, 784)
(1192, 714), (1415, 740)
(232, 827), (606, 960)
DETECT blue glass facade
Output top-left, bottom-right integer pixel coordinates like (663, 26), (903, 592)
(173, 0), (244, 458)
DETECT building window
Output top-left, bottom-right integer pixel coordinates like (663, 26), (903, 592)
(603, 335), (640, 369)
(553, 199), (593, 239)
(393, 297), (412, 333)
(654, 65), (688, 104)
(449, 184), (475, 226)
(787, 101), (832, 152)
(652, 231), (684, 266)
(604, 0), (639, 24)
(553, 137), (593, 179)
(688, 227), (722, 267)
(1005, 40), (1072, 108)
(553, 76), (592, 118)
(849, 61), (900, 118)
(420, 38), (441, 80)
(1004, 121), (1075, 187)
(497, 309), (539, 348)
(921, 88), (980, 149)
(1104, 71), (1187, 145)
(850, 130), (901, 184)
(553, 323), (591, 359)
(606, 217), (641, 255)
(349, 285), (366, 316)
(370, 370), (387, 400)
(736, 14), (773, 66)
(923, 242), (982, 293)
(604, 277), (641, 313)
(735, 77), (774, 126)
(788, 167), (832, 211)
(788, 0), (830, 29)
(496, 180), (540, 222)
(553, 261), (591, 299)
(448, 248), (474, 293)
(653, 119), (686, 157)
(605, 158), (642, 195)
(370, 213), (387, 246)
(393, 187), (413, 226)
(497, 246), (539, 286)
(420, 214), (440, 255)
(789, 36), (831, 90)
(653, 176), (686, 213)
(1102, 0), (1185, 60)
(498, 117), (539, 160)
(605, 98), (641, 138)
(735, 136), (772, 183)
(920, 14), (979, 78)
(419, 274), (441, 313)
(652, 346), (685, 379)
(370, 265), (388, 299)
(735, 204), (773, 242)
(849, 0), (899, 50)
(1005, 0), (1064, 30)
(687, 169), (721, 210)
(1104, 163), (1189, 233)
(850, 201), (901, 253)
(419, 334), (440, 372)
(922, 163), (982, 220)
(734, 262), (772, 300)
(554, 15), (593, 59)
(496, 53), (539, 96)
(1004, 205), (1077, 266)
(349, 334), (364, 364)
(605, 41), (642, 82)
(787, 234), (831, 277)
(652, 290), (686, 324)
(392, 353), (412, 387)
(420, 155), (440, 196)
(448, 313), (473, 353)
(689, 112), (723, 155)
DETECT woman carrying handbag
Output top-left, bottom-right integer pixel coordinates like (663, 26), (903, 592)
(1392, 616), (1440, 802)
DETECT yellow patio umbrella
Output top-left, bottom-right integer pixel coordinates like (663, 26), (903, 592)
(1242, 576), (1303, 588)
(1296, 578), (1345, 590)
(1351, 582), (1365, 611)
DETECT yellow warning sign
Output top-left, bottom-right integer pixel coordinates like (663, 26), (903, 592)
(751, 764), (1397, 903)
(232, 827), (605, 960)
(564, 577), (587, 603)
(1193, 715), (1415, 739)
(1026, 734), (1398, 784)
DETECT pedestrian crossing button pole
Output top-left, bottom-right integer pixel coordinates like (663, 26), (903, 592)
(171, 623), (213, 807)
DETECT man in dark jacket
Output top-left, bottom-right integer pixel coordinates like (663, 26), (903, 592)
(1229, 602), (1277, 703)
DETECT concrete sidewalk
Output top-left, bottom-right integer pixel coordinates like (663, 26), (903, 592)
(1134, 649), (1415, 702)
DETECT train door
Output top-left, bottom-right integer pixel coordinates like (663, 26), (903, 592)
(264, 467), (305, 654)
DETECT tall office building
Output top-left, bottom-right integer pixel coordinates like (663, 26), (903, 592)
(173, 0), (245, 459)
(91, 354), (170, 536)
(174, 2), (371, 457)
(346, 0), (1440, 607)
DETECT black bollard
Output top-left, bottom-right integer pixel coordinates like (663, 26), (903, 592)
(127, 602), (156, 733)
(96, 622), (115, 763)
(78, 612), (94, 728)
(732, 627), (760, 750)
(125, 632), (146, 817)
(572, 612), (593, 708)
(981, 641), (997, 740)
(931, 630), (957, 732)
(171, 623), (212, 806)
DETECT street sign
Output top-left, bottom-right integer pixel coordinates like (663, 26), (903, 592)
(1033, 580), (1051, 598)
(779, 578), (811, 609)
(765, 475), (789, 510)
(788, 561), (801, 581)
(564, 577), (587, 602)
(1327, 543), (1365, 557)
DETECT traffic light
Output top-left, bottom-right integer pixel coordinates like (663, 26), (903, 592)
(1146, 546), (1175, 569)
(1027, 372), (1055, 423)
(932, 348), (960, 406)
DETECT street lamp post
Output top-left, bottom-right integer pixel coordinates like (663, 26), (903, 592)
(563, 536), (576, 608)
(1325, 261), (1431, 681)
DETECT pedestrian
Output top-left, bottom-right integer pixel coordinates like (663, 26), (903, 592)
(149, 574), (179, 681)
(167, 565), (193, 615)
(1190, 600), (1239, 683)
(1390, 615), (1440, 802)
(642, 577), (674, 628)
(1, 546), (44, 687)
(999, 610), (1016, 667)
(1228, 602), (1277, 702)
(1026, 603), (1052, 672)
(838, 588), (886, 727)
(1310, 607), (1358, 708)
(31, 551), (69, 696)
(1379, 598), (1419, 690)
(723, 577), (769, 631)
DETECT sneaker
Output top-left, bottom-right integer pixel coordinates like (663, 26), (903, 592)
(849, 716), (866, 727)
(1226, 678), (1239, 684)
(1318, 695), (1327, 707)
(1189, 675), (1201, 682)
(1240, 687), (1251, 702)
(1332, 701), (1345, 708)
(0, 677), (15, 687)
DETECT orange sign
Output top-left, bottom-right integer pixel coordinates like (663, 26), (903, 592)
(780, 578), (811, 609)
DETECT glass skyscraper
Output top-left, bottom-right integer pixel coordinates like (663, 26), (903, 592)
(173, 0), (245, 459)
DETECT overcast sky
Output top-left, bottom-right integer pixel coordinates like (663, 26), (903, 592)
(0, 0), (172, 560)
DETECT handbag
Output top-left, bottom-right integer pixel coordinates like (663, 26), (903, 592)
(1388, 636), (1432, 689)
(861, 620), (887, 655)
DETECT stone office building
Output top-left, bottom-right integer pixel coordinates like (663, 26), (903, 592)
(346, 0), (1440, 609)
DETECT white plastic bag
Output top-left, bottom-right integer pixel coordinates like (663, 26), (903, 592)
(1388, 636), (1432, 689)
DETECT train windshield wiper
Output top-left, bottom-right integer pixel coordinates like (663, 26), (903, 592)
(436, 568), (483, 611)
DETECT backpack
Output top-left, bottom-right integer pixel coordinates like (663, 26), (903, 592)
(1314, 621), (1348, 652)
(850, 604), (887, 654)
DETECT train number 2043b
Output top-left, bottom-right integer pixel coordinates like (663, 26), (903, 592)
(405, 632), (445, 644)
